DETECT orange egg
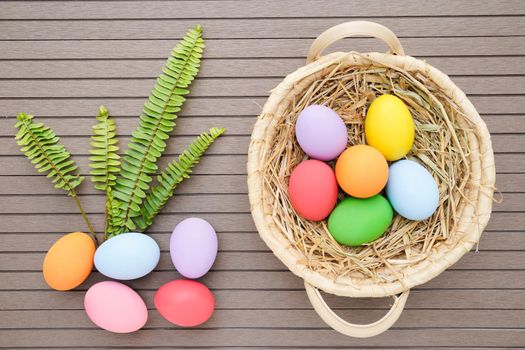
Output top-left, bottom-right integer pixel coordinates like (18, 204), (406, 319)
(43, 232), (95, 291)
(335, 145), (388, 198)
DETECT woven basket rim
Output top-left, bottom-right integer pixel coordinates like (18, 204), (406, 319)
(247, 50), (496, 298)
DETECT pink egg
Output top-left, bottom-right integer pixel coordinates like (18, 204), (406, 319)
(295, 105), (348, 161)
(84, 281), (147, 333)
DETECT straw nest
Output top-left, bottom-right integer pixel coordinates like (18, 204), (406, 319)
(256, 54), (490, 286)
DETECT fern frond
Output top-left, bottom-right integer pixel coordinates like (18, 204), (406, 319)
(89, 105), (120, 192)
(135, 127), (225, 231)
(112, 25), (205, 233)
(15, 113), (97, 242)
(15, 113), (84, 195)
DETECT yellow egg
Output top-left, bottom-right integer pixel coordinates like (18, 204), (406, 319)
(365, 94), (415, 161)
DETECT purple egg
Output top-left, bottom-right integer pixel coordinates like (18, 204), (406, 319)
(170, 218), (218, 279)
(295, 105), (348, 161)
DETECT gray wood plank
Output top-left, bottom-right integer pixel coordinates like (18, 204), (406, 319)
(4, 269), (525, 291)
(10, 348), (515, 350)
(1, 328), (524, 347)
(0, 172), (520, 196)
(0, 153), (522, 176)
(0, 213), (257, 233)
(1, 37), (523, 59)
(2, 96), (523, 118)
(0, 232), (268, 253)
(3, 0), (524, 19)
(1, 18), (523, 40)
(1, 57), (524, 79)
(1, 289), (523, 310)
(1, 211), (524, 233)
(1, 134), (524, 156)
(0, 116), (255, 137)
(0, 192), (520, 214)
(1, 231), (524, 252)
(0, 175), (249, 195)
(2, 250), (525, 271)
(0, 135), (244, 156)
(1, 97), (263, 117)
(1, 76), (522, 98)
(484, 115), (525, 134)
(10, 348), (516, 350)
(0, 194), (250, 214)
(0, 155), (248, 175)
(2, 309), (524, 329)
(1, 114), (523, 137)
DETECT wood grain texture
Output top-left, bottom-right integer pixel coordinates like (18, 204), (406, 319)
(1, 76), (524, 98)
(2, 309), (524, 329)
(1, 0), (524, 348)
(3, 248), (525, 270)
(0, 192), (523, 214)
(2, 134), (525, 155)
(1, 211), (524, 234)
(2, 96), (524, 118)
(0, 173), (522, 195)
(1, 37), (524, 59)
(1, 153), (524, 176)
(1, 18), (524, 40)
(1, 57), (524, 79)
(1, 289), (523, 310)
(1, 231), (524, 254)
(0, 328), (524, 347)
(1, 115), (523, 136)
(2, 0), (524, 19)
(5, 269), (525, 291)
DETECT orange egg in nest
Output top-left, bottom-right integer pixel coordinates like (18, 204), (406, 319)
(335, 145), (389, 198)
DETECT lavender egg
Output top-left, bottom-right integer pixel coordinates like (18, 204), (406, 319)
(170, 218), (218, 279)
(295, 105), (348, 161)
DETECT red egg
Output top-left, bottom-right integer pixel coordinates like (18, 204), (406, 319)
(154, 279), (214, 327)
(288, 159), (338, 221)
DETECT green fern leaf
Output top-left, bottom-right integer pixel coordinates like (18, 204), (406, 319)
(89, 105), (120, 192)
(105, 188), (123, 238)
(135, 127), (225, 231)
(112, 25), (205, 233)
(15, 113), (84, 195)
(14, 113), (97, 241)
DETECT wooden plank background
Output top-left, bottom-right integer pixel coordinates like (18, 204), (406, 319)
(1, 0), (524, 348)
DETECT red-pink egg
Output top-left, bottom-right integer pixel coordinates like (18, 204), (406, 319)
(288, 159), (338, 221)
(155, 279), (214, 327)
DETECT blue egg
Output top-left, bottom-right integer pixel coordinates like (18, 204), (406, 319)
(95, 232), (160, 280)
(386, 159), (439, 220)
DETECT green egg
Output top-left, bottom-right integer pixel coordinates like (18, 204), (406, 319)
(327, 195), (393, 246)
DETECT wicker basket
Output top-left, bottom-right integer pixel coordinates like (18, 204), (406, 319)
(247, 21), (495, 337)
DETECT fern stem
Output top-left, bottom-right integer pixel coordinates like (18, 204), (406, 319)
(72, 195), (98, 245)
(103, 202), (109, 241)
(101, 110), (111, 241)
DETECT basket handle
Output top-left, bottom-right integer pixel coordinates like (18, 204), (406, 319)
(306, 21), (405, 63)
(305, 281), (409, 338)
